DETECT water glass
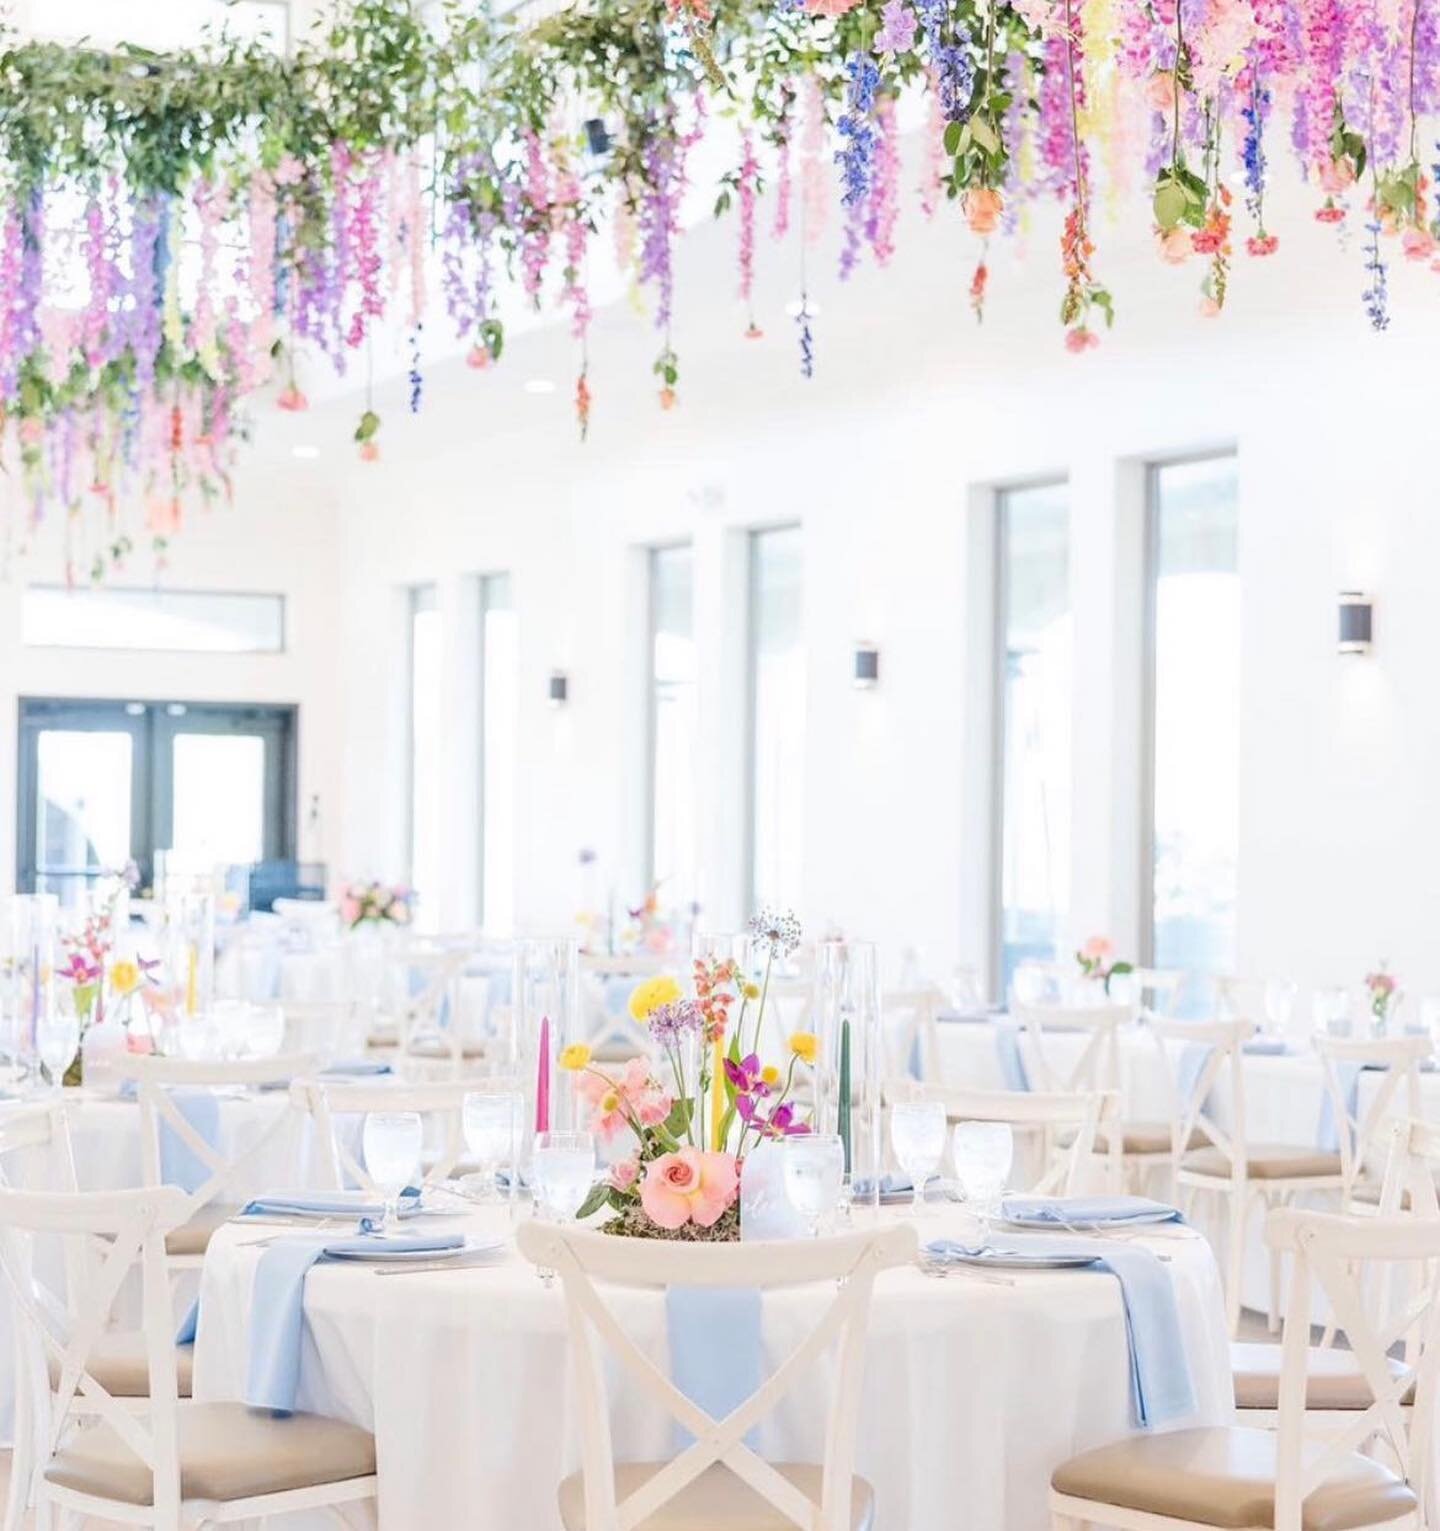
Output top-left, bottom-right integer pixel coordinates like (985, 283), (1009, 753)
(462, 1089), (524, 1201)
(36, 1012), (79, 1092)
(1264, 979), (1297, 1037)
(782, 1133), (846, 1237)
(890, 1100), (947, 1215)
(532, 1130), (595, 1223)
(362, 1111), (423, 1234)
(952, 1120), (1014, 1243)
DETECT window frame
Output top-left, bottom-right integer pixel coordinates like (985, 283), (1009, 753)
(644, 541), (694, 897)
(1140, 447), (1240, 969)
(990, 478), (1071, 998)
(476, 571), (514, 932)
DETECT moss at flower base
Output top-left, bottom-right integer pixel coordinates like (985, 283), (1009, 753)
(600, 1202), (741, 1242)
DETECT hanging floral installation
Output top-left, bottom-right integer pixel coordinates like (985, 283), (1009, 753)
(1, 0), (1438, 578)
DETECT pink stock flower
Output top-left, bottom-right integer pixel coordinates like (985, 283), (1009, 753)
(640, 1149), (739, 1229)
(577, 1058), (672, 1140)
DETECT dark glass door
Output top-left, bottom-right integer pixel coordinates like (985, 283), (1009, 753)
(17, 698), (296, 903)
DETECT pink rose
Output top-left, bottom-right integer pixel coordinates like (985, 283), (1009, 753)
(1145, 71), (1177, 114)
(640, 1149), (739, 1230)
(1402, 229), (1435, 262)
(610, 1157), (640, 1192)
(1198, 296), (1221, 318)
(1064, 327), (1100, 354)
(1080, 936), (1114, 963)
(1156, 227), (1192, 265)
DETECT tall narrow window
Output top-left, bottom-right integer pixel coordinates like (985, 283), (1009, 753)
(748, 525), (806, 914)
(648, 545), (698, 913)
(479, 574), (518, 935)
(996, 483), (1072, 999)
(1147, 456), (1240, 973)
(408, 584), (442, 929)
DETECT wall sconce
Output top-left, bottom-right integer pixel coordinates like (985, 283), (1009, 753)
(548, 671), (570, 707)
(853, 641), (880, 689)
(1338, 592), (1374, 655)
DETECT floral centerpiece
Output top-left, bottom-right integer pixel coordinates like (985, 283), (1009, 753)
(340, 880), (415, 930)
(563, 908), (814, 1241)
(55, 874), (132, 1084)
(1364, 964), (1399, 1028)
(1076, 936), (1134, 996)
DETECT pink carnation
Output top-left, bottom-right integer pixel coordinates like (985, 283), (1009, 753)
(640, 1149), (739, 1229)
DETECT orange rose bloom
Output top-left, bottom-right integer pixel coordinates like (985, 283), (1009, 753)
(965, 187), (1004, 236)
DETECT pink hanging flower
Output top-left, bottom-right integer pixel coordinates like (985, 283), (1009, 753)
(521, 130), (552, 308)
(1246, 232), (1280, 256)
(800, 76), (829, 246)
(919, 79), (945, 220)
(640, 1148), (739, 1229)
(737, 131), (759, 318)
(867, 97), (900, 265)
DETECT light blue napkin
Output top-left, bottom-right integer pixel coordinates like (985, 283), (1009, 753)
(926, 1234), (1195, 1428)
(666, 1287), (763, 1449)
(1242, 1037), (1291, 1055)
(119, 1085), (222, 1194)
(237, 1187), (422, 1221)
(1316, 1062), (1363, 1154)
(993, 1019), (1031, 1092)
(320, 1059), (394, 1078)
(1001, 1195), (1183, 1227)
(247, 1230), (464, 1412)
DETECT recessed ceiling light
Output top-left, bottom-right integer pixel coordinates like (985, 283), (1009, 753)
(291, 444), (321, 459)
(784, 298), (821, 319)
(523, 378), (557, 395)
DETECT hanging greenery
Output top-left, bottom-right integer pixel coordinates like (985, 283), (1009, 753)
(0, 0), (1436, 580)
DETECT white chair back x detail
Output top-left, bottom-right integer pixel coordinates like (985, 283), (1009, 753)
(1014, 1002), (1130, 1097)
(517, 1221), (917, 1531)
(288, 1076), (506, 1193)
(1314, 1035), (1431, 1206)
(115, 1051), (315, 1272)
(880, 987), (945, 1085)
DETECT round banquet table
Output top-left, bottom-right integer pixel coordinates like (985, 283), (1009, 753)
(192, 1205), (1232, 1531)
(935, 1015), (1434, 1312)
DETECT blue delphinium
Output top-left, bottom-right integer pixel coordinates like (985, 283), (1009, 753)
(913, 0), (974, 120)
(1361, 218), (1390, 331)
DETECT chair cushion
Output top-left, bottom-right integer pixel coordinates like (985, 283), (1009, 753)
(44, 1401), (376, 1506)
(1232, 1343), (1415, 1411)
(47, 1334), (194, 1399)
(1062, 1122), (1207, 1155)
(1182, 1145), (1343, 1181)
(165, 1203), (242, 1257)
(558, 1463), (875, 1531)
(1052, 1426), (1416, 1531)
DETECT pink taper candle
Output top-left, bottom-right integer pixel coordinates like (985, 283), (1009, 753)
(536, 1015), (551, 1133)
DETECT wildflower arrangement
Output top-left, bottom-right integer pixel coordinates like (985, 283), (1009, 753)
(1076, 935), (1134, 995)
(564, 907), (815, 1240)
(340, 881), (415, 930)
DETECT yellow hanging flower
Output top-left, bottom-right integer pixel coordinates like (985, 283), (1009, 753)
(629, 975), (682, 1023)
(558, 1042), (592, 1072)
(109, 960), (141, 997)
(788, 1031), (819, 1065)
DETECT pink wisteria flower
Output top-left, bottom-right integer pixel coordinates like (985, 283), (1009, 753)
(640, 1148), (739, 1229)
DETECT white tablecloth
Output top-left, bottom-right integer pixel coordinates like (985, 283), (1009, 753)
(193, 1207), (1231, 1531)
(935, 1017), (1437, 1312)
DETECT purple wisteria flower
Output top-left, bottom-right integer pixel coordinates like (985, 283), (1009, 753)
(835, 53), (880, 208)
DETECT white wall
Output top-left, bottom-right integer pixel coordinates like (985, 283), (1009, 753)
(0, 452), (345, 893)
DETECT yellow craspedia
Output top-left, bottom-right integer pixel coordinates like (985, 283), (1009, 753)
(760, 1064), (781, 1088)
(109, 960), (140, 997)
(788, 1031), (819, 1065)
(559, 1043), (592, 1072)
(629, 975), (682, 1023)
(741, 982), (761, 1001)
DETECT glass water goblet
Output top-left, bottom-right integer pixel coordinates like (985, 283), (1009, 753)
(890, 1100), (947, 1216)
(782, 1134), (846, 1237)
(1264, 979), (1297, 1038)
(362, 1110), (423, 1235)
(37, 1012), (79, 1093)
(532, 1131), (596, 1223)
(952, 1120), (1015, 1246)
(462, 1089), (523, 1202)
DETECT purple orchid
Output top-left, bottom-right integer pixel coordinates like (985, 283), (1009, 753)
(58, 952), (101, 987)
(746, 1101), (811, 1140)
(724, 1053), (769, 1098)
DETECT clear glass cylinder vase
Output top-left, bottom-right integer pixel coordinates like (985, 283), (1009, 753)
(1, 894), (58, 1086)
(813, 938), (883, 1213)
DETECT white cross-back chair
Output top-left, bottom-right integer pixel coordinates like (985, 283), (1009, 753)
(1379, 1117), (1440, 1219)
(394, 941), (485, 1071)
(1159, 1018), (1346, 1336)
(578, 954), (659, 1064)
(0, 1182), (377, 1530)
(279, 1000), (367, 1067)
(516, 1221), (917, 1531)
(1314, 1035), (1431, 1209)
(880, 987), (945, 1085)
(886, 1081), (1123, 1194)
(115, 1052), (315, 1275)
(288, 1076), (504, 1192)
(1051, 1206), (1438, 1531)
